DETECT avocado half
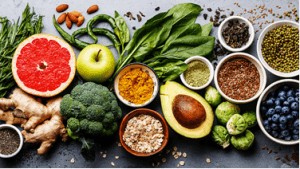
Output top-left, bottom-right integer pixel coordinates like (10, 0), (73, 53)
(160, 81), (214, 138)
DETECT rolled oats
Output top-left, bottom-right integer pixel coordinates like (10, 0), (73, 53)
(123, 114), (164, 153)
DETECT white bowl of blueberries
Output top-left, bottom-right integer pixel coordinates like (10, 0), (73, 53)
(256, 79), (299, 145)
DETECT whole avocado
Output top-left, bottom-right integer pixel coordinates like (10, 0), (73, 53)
(231, 130), (255, 150)
(242, 111), (257, 128)
(215, 101), (240, 125)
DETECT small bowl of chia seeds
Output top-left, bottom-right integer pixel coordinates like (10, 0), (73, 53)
(0, 124), (23, 158)
(257, 20), (299, 78)
(218, 16), (255, 52)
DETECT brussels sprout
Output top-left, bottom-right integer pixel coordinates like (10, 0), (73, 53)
(215, 101), (240, 125)
(212, 125), (230, 149)
(205, 86), (222, 107)
(231, 130), (255, 150)
(226, 114), (247, 135)
(242, 111), (257, 128)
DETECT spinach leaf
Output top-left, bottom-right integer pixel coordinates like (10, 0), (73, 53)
(148, 59), (188, 82)
(145, 36), (215, 62)
(79, 137), (95, 162)
(114, 11), (130, 51)
(200, 22), (213, 36)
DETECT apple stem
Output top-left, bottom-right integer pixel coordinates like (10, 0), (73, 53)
(95, 49), (102, 62)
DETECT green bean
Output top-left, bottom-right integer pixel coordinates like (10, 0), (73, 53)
(53, 15), (89, 49)
(86, 14), (117, 44)
(72, 27), (121, 55)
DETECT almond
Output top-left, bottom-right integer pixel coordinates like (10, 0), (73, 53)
(70, 11), (82, 17)
(76, 16), (85, 27)
(57, 13), (67, 24)
(87, 5), (99, 14)
(68, 12), (78, 23)
(65, 15), (72, 29)
(56, 4), (69, 12)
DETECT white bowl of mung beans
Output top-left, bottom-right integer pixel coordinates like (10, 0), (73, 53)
(257, 20), (299, 78)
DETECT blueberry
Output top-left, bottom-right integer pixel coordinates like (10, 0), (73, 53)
(291, 111), (299, 118)
(292, 135), (299, 140)
(281, 130), (289, 137)
(279, 116), (287, 124)
(290, 102), (299, 110)
(287, 89), (294, 97)
(283, 101), (290, 106)
(263, 120), (269, 126)
(275, 106), (282, 113)
(271, 130), (279, 138)
(294, 119), (299, 128)
(287, 97), (295, 104)
(295, 97), (299, 103)
(286, 114), (294, 122)
(296, 92), (299, 97)
(271, 123), (279, 130)
(287, 122), (294, 130)
(279, 96), (286, 102)
(272, 114), (280, 122)
(274, 99), (282, 106)
(266, 99), (274, 107)
(268, 117), (272, 122)
(265, 125), (271, 132)
(284, 136), (291, 141)
(269, 91), (276, 97)
(278, 134), (284, 139)
(266, 108), (275, 117)
(282, 85), (290, 91)
(260, 106), (268, 113)
(281, 106), (290, 115)
(278, 91), (287, 98)
(292, 129), (299, 135)
(279, 123), (287, 130)
(261, 101), (266, 106)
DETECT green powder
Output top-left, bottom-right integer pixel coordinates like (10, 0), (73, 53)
(184, 60), (210, 87)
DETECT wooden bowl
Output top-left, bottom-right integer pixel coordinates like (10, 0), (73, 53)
(119, 108), (169, 157)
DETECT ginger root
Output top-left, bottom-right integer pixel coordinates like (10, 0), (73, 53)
(0, 88), (68, 155)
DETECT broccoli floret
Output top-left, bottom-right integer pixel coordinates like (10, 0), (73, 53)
(67, 100), (86, 118)
(67, 117), (80, 133)
(76, 90), (94, 107)
(60, 94), (73, 118)
(80, 119), (90, 132)
(103, 112), (114, 124)
(82, 82), (98, 91)
(71, 85), (86, 100)
(103, 122), (118, 136)
(110, 100), (118, 112)
(87, 121), (103, 136)
(67, 128), (80, 140)
(102, 101), (111, 111)
(114, 107), (122, 120)
(86, 105), (105, 121)
(92, 95), (105, 105)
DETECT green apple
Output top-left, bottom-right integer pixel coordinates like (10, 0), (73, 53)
(77, 44), (115, 83)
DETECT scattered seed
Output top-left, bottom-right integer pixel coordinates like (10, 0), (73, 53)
(172, 151), (176, 155)
(276, 157), (280, 160)
(115, 156), (119, 159)
(111, 162), (115, 166)
(152, 163), (155, 167)
(273, 151), (278, 153)
(282, 159), (286, 163)
(157, 162), (160, 166)
(137, 14), (142, 22)
(173, 146), (177, 151)
(268, 150), (272, 154)
(132, 26), (136, 30)
(183, 152), (187, 158)
(177, 152), (182, 156)
(278, 146), (281, 150)
(206, 158), (211, 163)
(139, 11), (145, 17)
(166, 149), (170, 154)
(118, 143), (121, 147)
(177, 164), (180, 168)
(179, 161), (185, 166)
(265, 146), (269, 150)
(100, 151), (103, 154)
(174, 155), (179, 159)
(287, 162), (291, 165)
(204, 14), (208, 20)
(207, 8), (212, 12)
(103, 154), (107, 158)
(162, 158), (166, 163)
(155, 7), (160, 11)
(105, 151), (107, 153)
(70, 158), (75, 164)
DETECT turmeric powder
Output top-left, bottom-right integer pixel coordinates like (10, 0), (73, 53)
(118, 68), (154, 105)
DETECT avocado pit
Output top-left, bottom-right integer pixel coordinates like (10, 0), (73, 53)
(172, 94), (206, 129)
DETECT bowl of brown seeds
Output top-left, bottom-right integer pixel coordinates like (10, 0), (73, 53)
(218, 16), (255, 52)
(0, 124), (23, 158)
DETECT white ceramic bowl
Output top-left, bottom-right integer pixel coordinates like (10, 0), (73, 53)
(214, 52), (267, 104)
(218, 16), (255, 52)
(257, 20), (299, 78)
(0, 124), (23, 158)
(256, 79), (299, 145)
(114, 63), (159, 108)
(180, 56), (214, 90)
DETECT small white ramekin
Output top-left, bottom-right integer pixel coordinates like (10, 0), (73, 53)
(257, 20), (299, 78)
(0, 124), (23, 158)
(218, 16), (255, 52)
(214, 52), (267, 104)
(180, 56), (214, 90)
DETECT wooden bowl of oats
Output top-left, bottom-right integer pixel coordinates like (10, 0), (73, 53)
(119, 108), (169, 157)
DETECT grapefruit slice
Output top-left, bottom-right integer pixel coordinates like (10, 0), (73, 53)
(12, 34), (76, 97)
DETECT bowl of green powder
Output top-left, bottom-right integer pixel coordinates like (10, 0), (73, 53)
(180, 56), (214, 90)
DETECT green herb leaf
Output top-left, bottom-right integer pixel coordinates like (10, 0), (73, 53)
(114, 11), (130, 51)
(200, 22), (213, 36)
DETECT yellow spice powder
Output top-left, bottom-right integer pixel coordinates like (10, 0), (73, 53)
(118, 68), (154, 105)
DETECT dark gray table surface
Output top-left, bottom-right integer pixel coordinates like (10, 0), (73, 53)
(0, 0), (299, 168)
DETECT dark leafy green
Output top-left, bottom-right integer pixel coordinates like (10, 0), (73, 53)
(148, 60), (188, 82)
(114, 11), (130, 52)
(79, 137), (95, 162)
(200, 22), (213, 36)
(0, 4), (43, 98)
